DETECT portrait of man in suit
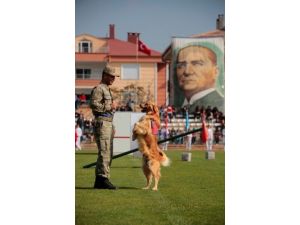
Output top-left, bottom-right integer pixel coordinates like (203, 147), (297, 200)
(172, 38), (224, 113)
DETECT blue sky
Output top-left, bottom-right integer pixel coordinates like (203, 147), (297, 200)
(76, 0), (225, 52)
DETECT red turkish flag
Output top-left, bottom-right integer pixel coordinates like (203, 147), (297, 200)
(138, 40), (151, 55)
(201, 116), (208, 143)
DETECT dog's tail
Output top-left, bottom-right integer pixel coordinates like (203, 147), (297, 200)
(158, 151), (171, 167)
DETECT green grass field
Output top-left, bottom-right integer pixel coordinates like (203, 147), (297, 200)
(76, 150), (224, 225)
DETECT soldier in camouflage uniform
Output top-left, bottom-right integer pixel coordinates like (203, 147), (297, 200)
(90, 64), (119, 189)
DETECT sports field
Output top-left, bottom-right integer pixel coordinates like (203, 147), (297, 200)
(76, 150), (224, 225)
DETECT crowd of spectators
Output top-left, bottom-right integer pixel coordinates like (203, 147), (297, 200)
(75, 111), (94, 145)
(75, 93), (89, 110)
(158, 105), (224, 123)
(75, 102), (225, 146)
(156, 104), (225, 144)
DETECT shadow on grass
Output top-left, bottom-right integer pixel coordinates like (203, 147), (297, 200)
(75, 186), (140, 190)
(117, 186), (140, 190)
(81, 165), (141, 169)
(75, 152), (97, 155)
(111, 166), (140, 169)
(75, 187), (94, 189)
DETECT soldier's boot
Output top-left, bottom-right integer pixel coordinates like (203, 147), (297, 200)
(102, 178), (117, 189)
(94, 176), (104, 189)
(94, 176), (117, 190)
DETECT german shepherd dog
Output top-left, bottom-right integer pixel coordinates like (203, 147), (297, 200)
(133, 102), (170, 191)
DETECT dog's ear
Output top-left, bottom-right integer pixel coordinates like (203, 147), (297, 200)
(132, 132), (137, 141)
(132, 124), (138, 140)
(146, 105), (151, 113)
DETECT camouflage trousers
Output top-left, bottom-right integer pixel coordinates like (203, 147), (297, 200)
(94, 118), (114, 178)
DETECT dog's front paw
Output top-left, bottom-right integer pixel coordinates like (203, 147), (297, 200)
(152, 187), (158, 191)
(142, 186), (150, 190)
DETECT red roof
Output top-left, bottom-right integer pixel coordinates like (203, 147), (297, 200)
(108, 39), (161, 56)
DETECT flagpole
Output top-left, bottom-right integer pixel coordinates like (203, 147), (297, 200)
(185, 108), (190, 131)
(136, 35), (139, 63)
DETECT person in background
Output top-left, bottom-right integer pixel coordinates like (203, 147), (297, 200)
(159, 105), (165, 121)
(214, 126), (222, 144)
(194, 105), (202, 120)
(75, 124), (78, 150)
(75, 94), (80, 110)
(126, 97), (135, 111)
(75, 124), (82, 151)
(170, 128), (176, 144)
(222, 126), (225, 145)
(166, 105), (174, 120)
(206, 124), (214, 151)
(79, 93), (87, 105)
(77, 113), (85, 135)
(160, 125), (169, 151)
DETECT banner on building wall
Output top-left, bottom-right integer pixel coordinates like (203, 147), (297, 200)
(170, 37), (225, 113)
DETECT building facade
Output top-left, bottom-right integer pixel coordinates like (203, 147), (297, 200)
(75, 24), (167, 110)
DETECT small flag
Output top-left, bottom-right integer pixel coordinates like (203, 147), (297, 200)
(138, 40), (151, 55)
(201, 114), (208, 143)
(185, 109), (190, 131)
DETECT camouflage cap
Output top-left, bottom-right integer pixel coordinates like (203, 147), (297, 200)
(102, 64), (120, 77)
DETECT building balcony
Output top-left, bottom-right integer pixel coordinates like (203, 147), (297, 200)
(75, 53), (107, 62)
(75, 79), (100, 87)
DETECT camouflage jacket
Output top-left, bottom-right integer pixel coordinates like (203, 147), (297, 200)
(90, 83), (114, 115)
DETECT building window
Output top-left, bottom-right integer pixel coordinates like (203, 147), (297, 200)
(121, 64), (139, 80)
(76, 68), (91, 79)
(78, 41), (92, 53)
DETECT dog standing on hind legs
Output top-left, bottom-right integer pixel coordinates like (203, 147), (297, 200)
(133, 101), (170, 191)
(142, 156), (161, 190)
(141, 148), (170, 191)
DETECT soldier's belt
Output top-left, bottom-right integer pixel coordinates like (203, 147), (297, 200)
(95, 116), (113, 122)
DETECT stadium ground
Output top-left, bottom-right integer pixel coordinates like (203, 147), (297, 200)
(76, 149), (225, 225)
